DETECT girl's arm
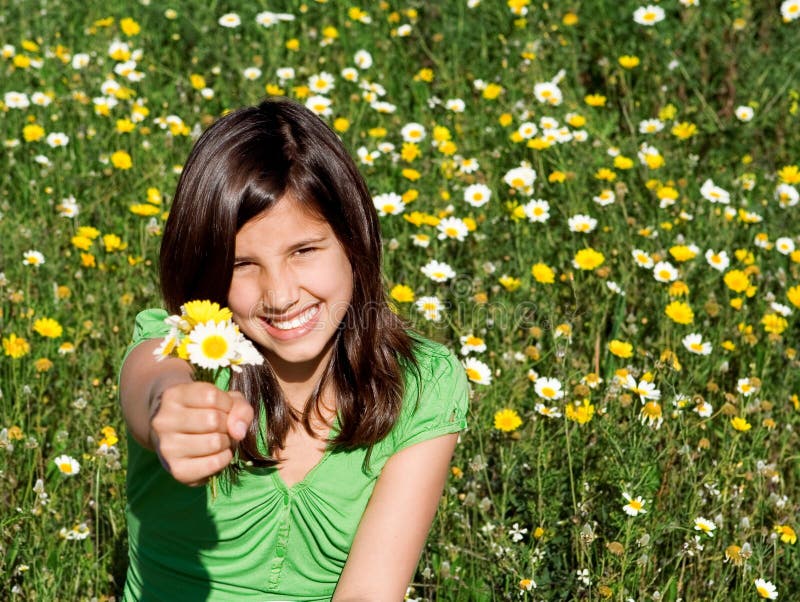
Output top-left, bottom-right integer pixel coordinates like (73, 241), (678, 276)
(332, 432), (459, 601)
(120, 339), (254, 485)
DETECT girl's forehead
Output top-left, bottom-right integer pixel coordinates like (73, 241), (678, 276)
(236, 198), (332, 244)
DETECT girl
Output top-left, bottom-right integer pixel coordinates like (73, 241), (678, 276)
(119, 97), (469, 601)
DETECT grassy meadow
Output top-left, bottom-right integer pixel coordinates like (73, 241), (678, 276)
(2, 0), (800, 599)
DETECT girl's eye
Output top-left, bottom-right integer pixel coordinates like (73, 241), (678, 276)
(294, 247), (316, 256)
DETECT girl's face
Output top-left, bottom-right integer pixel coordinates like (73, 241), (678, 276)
(228, 197), (353, 384)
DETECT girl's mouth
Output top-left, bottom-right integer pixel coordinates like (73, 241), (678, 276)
(266, 304), (320, 330)
(260, 303), (322, 340)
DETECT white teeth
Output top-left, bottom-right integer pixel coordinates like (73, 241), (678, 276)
(269, 305), (319, 330)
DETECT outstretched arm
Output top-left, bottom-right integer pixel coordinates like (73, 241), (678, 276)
(333, 432), (459, 601)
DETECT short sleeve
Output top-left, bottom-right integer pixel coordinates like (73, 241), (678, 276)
(392, 340), (469, 453)
(120, 308), (170, 367)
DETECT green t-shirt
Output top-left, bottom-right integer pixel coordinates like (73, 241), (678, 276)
(122, 309), (469, 601)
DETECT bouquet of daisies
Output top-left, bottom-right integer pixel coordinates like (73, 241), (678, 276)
(153, 300), (263, 379)
(153, 300), (263, 498)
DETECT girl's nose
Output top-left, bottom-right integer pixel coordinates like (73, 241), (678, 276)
(260, 267), (300, 314)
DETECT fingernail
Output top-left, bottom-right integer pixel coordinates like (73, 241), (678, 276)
(232, 421), (247, 440)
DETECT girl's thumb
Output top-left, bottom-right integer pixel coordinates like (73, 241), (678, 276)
(227, 393), (254, 441)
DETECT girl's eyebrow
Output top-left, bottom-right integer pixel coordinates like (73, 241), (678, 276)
(286, 235), (328, 252)
(234, 236), (330, 261)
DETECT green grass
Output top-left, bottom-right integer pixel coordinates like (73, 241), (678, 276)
(1, 0), (799, 599)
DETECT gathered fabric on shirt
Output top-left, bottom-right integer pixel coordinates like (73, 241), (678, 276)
(121, 308), (469, 601)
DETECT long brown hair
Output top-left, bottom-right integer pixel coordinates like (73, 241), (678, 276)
(160, 98), (420, 466)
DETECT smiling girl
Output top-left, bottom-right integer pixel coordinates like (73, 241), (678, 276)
(119, 98), (469, 601)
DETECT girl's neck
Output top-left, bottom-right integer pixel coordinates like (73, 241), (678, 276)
(268, 343), (336, 415)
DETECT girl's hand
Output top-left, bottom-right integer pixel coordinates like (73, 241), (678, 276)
(149, 382), (254, 486)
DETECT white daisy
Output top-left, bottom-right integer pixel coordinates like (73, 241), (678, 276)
(693, 516), (716, 537)
(682, 333), (712, 355)
(256, 11), (295, 28)
(522, 199), (550, 223)
(463, 183), (491, 207)
(445, 98), (465, 112)
(593, 189), (616, 206)
(341, 67), (359, 82)
(622, 492), (647, 516)
(534, 376), (564, 400)
(305, 95), (332, 117)
(735, 106), (754, 122)
(535, 403), (562, 418)
(400, 122), (426, 143)
(633, 5), (666, 25)
(421, 260), (456, 283)
(622, 375), (661, 401)
(5, 91), (30, 109)
(372, 192), (405, 216)
(537, 116), (557, 129)
(437, 217), (469, 241)
(700, 179), (731, 204)
(54, 454), (80, 476)
(770, 301), (792, 317)
(775, 236), (795, 255)
(218, 13), (241, 28)
(411, 233), (430, 248)
(694, 400), (713, 417)
(652, 261), (679, 283)
(517, 121), (538, 139)
(186, 321), (240, 370)
(70, 52), (90, 69)
(308, 72), (335, 94)
(45, 132), (69, 148)
(638, 118), (664, 134)
(459, 334), (486, 355)
(243, 67), (262, 81)
(31, 92), (52, 107)
(503, 165), (537, 195)
(754, 578), (778, 600)
(705, 249), (730, 271)
(415, 296), (443, 322)
(457, 156), (480, 174)
(737, 377), (758, 396)
(533, 81), (563, 106)
(354, 49), (373, 69)
(463, 357), (492, 385)
(781, 0), (800, 21)
(276, 67), (295, 81)
(567, 214), (597, 233)
(775, 183), (799, 208)
(370, 100), (396, 114)
(632, 249), (654, 269)
(23, 250), (45, 266)
(57, 196), (80, 218)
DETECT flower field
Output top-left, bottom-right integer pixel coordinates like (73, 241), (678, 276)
(2, 1), (799, 599)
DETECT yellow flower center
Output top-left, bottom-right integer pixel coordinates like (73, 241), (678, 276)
(201, 335), (228, 360)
